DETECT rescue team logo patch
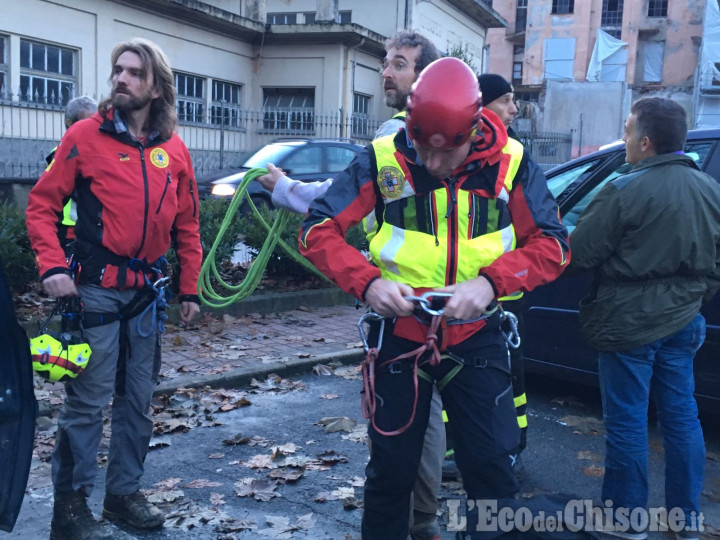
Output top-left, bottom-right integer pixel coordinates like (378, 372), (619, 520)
(377, 165), (405, 200)
(150, 148), (169, 168)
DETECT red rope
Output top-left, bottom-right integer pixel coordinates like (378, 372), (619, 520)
(361, 316), (443, 436)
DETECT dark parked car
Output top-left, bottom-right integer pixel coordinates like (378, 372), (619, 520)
(198, 138), (364, 209)
(522, 128), (720, 412)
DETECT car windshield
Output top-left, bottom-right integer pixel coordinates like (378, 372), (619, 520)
(243, 144), (298, 168)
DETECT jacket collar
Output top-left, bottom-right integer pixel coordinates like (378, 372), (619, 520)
(630, 152), (700, 173)
(99, 108), (163, 146)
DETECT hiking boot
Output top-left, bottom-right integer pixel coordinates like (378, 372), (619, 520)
(50, 491), (115, 540)
(102, 491), (165, 530)
(410, 510), (442, 540)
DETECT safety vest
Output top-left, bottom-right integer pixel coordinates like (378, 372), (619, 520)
(368, 135), (525, 296)
(364, 110), (408, 241)
(45, 145), (77, 228)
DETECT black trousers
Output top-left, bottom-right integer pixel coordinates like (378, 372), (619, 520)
(361, 321), (520, 540)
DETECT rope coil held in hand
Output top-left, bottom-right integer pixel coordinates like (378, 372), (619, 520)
(197, 167), (330, 308)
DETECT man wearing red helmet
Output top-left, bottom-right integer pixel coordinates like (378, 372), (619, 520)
(300, 57), (570, 539)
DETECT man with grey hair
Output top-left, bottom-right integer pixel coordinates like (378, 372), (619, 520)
(63, 95), (97, 129)
(45, 95), (98, 252)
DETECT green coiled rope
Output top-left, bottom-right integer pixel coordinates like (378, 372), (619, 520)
(197, 167), (331, 309)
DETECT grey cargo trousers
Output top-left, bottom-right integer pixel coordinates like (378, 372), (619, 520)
(52, 284), (158, 497)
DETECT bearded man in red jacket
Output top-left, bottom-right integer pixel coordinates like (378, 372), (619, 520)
(26, 38), (201, 539)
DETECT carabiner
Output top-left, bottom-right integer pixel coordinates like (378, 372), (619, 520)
(501, 310), (521, 349)
(153, 276), (171, 291)
(419, 292), (453, 316)
(358, 312), (385, 353)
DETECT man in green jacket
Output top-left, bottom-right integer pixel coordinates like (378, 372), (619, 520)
(569, 97), (720, 540)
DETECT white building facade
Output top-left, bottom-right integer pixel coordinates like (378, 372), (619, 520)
(0, 0), (505, 179)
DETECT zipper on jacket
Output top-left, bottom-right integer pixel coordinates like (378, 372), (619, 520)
(156, 172), (172, 214)
(134, 144), (150, 258)
(430, 192), (439, 246)
(189, 178), (197, 218)
(468, 193), (475, 239)
(445, 177), (459, 285)
(444, 180), (458, 219)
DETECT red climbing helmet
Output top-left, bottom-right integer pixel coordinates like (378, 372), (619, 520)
(406, 57), (481, 149)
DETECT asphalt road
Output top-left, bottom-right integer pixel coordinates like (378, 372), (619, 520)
(8, 368), (720, 539)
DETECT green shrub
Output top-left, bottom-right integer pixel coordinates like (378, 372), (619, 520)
(198, 197), (247, 262)
(0, 202), (37, 293)
(237, 206), (369, 278)
(237, 207), (313, 278)
(165, 197), (245, 271)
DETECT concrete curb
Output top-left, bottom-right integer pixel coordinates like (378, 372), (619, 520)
(153, 348), (364, 396)
(198, 288), (354, 317)
(22, 287), (354, 332)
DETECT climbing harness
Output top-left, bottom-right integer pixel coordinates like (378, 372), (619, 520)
(80, 257), (170, 333)
(197, 167), (332, 308)
(359, 293), (451, 436)
(359, 293), (521, 436)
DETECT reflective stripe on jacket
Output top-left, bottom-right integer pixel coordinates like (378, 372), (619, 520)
(369, 135), (524, 290)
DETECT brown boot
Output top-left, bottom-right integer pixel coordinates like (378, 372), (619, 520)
(102, 491), (164, 530)
(50, 491), (115, 540)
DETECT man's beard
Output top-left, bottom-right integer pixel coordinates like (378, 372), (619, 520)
(112, 89), (153, 113)
(384, 88), (409, 111)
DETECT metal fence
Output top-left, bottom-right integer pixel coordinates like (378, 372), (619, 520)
(515, 130), (573, 171)
(0, 99), (572, 181)
(0, 100), (383, 180)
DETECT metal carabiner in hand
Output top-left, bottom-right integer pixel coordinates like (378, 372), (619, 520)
(402, 292), (454, 317)
(418, 291), (453, 316)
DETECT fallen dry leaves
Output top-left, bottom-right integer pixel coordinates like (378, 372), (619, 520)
(559, 415), (606, 435)
(257, 513), (316, 538)
(316, 416), (357, 433)
(234, 477), (280, 501)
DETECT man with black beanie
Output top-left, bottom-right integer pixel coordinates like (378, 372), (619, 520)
(478, 73), (528, 467)
(478, 73), (519, 137)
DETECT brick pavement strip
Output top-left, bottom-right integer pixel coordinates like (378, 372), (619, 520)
(154, 304), (366, 395)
